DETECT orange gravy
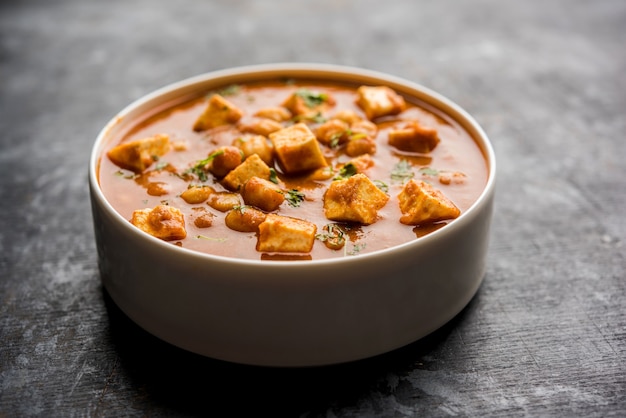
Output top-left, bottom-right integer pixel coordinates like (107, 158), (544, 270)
(98, 80), (488, 260)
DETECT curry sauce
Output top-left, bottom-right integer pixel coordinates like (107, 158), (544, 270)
(98, 80), (488, 260)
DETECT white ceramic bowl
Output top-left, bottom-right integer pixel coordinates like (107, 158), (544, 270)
(89, 63), (496, 367)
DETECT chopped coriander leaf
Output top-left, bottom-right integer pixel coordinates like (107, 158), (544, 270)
(216, 84), (240, 96)
(269, 168), (279, 184)
(291, 112), (327, 124)
(285, 189), (306, 207)
(185, 150), (225, 181)
(114, 170), (136, 179)
(374, 180), (389, 194)
(232, 205), (249, 214)
(196, 234), (228, 242)
(154, 160), (169, 171)
(347, 242), (366, 256)
(329, 132), (343, 148)
(419, 167), (440, 176)
(316, 223), (346, 250)
(295, 89), (329, 108)
(334, 162), (357, 180)
(391, 160), (414, 184)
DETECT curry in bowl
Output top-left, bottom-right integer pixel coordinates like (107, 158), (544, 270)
(98, 80), (488, 261)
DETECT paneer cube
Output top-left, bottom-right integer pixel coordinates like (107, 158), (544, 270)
(388, 121), (440, 153)
(130, 205), (186, 241)
(257, 214), (317, 253)
(397, 179), (460, 225)
(232, 134), (274, 166)
(323, 173), (389, 225)
(193, 94), (243, 131)
(221, 153), (272, 191)
(356, 86), (406, 120)
(240, 176), (285, 212)
(107, 133), (170, 173)
(269, 123), (327, 174)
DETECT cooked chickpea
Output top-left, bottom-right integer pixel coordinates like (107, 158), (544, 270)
(225, 206), (267, 232)
(180, 185), (215, 204)
(209, 146), (243, 178)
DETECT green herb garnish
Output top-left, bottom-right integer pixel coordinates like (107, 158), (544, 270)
(347, 242), (366, 256)
(391, 160), (414, 184)
(216, 84), (240, 96)
(285, 189), (305, 207)
(114, 170), (136, 179)
(291, 112), (327, 124)
(334, 162), (357, 180)
(269, 168), (279, 184)
(232, 205), (249, 214)
(295, 89), (329, 108)
(419, 167), (440, 176)
(374, 180), (389, 194)
(316, 223), (346, 250)
(186, 150), (225, 182)
(196, 234), (227, 243)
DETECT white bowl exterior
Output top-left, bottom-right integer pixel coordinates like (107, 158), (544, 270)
(89, 64), (496, 367)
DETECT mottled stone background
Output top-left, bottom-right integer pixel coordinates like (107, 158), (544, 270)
(1, 0), (624, 416)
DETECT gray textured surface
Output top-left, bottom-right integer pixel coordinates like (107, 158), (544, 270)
(1, 0), (625, 416)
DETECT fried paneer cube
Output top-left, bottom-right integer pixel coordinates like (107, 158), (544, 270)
(257, 214), (317, 253)
(193, 94), (243, 131)
(323, 173), (389, 225)
(222, 153), (272, 191)
(388, 121), (440, 153)
(356, 86), (406, 120)
(130, 205), (186, 241)
(240, 176), (285, 212)
(232, 134), (274, 166)
(269, 123), (327, 174)
(397, 179), (460, 225)
(107, 133), (170, 173)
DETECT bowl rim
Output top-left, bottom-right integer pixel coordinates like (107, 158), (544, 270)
(89, 62), (496, 268)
